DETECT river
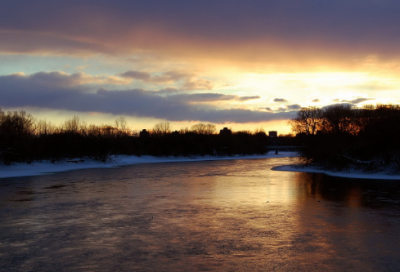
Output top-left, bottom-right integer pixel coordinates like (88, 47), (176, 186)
(1, 157), (400, 271)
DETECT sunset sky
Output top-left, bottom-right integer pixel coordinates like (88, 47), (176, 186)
(1, 0), (400, 134)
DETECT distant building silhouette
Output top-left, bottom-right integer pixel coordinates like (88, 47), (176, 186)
(172, 130), (180, 135)
(139, 129), (149, 138)
(219, 127), (232, 136)
(269, 131), (278, 137)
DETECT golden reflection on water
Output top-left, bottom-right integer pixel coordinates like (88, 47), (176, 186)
(1, 157), (400, 271)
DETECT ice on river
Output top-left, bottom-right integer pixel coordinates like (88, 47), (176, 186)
(274, 164), (400, 180)
(0, 152), (298, 179)
(1, 157), (400, 271)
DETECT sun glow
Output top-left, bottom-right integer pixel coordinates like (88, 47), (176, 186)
(237, 72), (371, 91)
(230, 71), (397, 108)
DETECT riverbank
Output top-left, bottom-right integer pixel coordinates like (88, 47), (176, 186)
(0, 152), (299, 179)
(5, 152), (398, 180)
(273, 164), (400, 180)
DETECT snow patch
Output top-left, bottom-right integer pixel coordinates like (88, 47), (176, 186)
(0, 152), (299, 179)
(273, 165), (400, 180)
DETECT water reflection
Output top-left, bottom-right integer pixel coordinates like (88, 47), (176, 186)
(1, 157), (400, 271)
(297, 172), (400, 208)
(293, 172), (400, 271)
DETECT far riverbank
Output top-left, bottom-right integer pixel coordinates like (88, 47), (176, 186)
(4, 152), (399, 180)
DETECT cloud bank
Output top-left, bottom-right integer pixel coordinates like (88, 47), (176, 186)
(1, 0), (400, 68)
(0, 72), (295, 123)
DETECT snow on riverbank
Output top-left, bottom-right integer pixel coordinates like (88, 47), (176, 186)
(0, 152), (299, 179)
(273, 165), (400, 180)
(2, 152), (399, 180)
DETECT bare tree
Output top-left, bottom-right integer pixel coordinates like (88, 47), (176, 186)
(179, 127), (190, 134)
(36, 119), (56, 135)
(191, 123), (216, 135)
(115, 116), (128, 135)
(152, 122), (171, 136)
(289, 107), (322, 135)
(254, 127), (266, 135)
(63, 116), (83, 134)
(0, 110), (35, 137)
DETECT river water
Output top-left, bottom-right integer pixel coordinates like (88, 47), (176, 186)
(1, 157), (400, 271)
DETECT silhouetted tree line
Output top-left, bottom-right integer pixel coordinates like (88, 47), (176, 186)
(0, 109), (294, 165)
(290, 104), (400, 172)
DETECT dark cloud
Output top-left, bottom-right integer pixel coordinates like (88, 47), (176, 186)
(322, 103), (353, 110)
(238, 96), (260, 101)
(1, 0), (400, 63)
(156, 87), (180, 94)
(274, 98), (288, 102)
(120, 71), (151, 81)
(4, 72), (82, 88)
(0, 72), (296, 123)
(260, 107), (273, 112)
(333, 98), (374, 105)
(2, 71), (128, 90)
(348, 98), (374, 104)
(287, 104), (302, 110)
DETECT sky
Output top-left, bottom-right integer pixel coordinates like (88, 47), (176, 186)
(1, 0), (400, 134)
